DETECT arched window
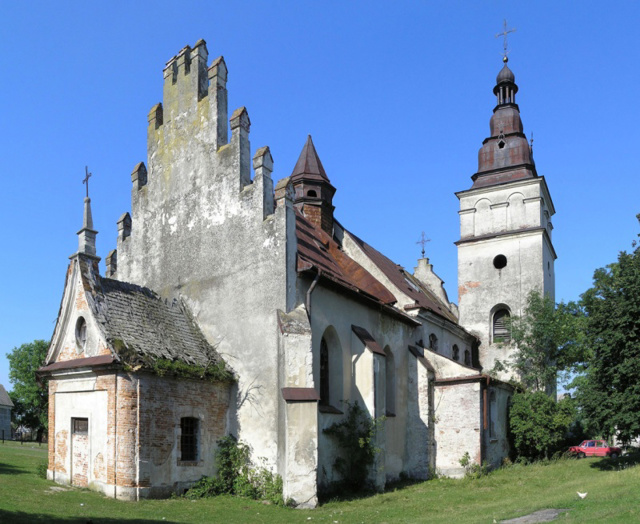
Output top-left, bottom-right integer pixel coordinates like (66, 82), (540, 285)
(180, 417), (199, 461)
(307, 189), (317, 197)
(452, 344), (460, 361)
(320, 338), (329, 405)
(318, 328), (343, 412)
(429, 333), (438, 352)
(464, 349), (471, 366)
(384, 346), (396, 416)
(493, 308), (511, 343)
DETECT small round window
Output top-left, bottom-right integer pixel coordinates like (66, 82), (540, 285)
(493, 255), (507, 269)
(75, 317), (87, 352)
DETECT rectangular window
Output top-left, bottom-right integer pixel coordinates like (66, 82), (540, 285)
(72, 418), (88, 434)
(180, 417), (198, 461)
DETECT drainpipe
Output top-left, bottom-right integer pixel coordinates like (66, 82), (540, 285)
(305, 270), (321, 319)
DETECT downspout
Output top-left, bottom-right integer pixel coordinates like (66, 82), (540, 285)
(136, 375), (140, 501)
(305, 270), (321, 319)
(114, 372), (118, 499)
(482, 376), (490, 464)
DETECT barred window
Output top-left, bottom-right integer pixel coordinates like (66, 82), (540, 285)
(72, 418), (88, 434)
(180, 417), (199, 461)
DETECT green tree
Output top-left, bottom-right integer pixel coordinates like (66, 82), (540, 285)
(577, 217), (640, 442)
(500, 290), (585, 392)
(509, 391), (575, 460)
(6, 340), (49, 441)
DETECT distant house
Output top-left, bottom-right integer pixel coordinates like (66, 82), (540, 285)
(0, 384), (13, 440)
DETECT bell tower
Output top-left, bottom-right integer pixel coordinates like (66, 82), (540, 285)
(455, 56), (556, 381)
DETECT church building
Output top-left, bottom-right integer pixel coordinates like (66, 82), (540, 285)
(39, 40), (554, 507)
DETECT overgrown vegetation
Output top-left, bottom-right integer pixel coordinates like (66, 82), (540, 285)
(509, 391), (575, 460)
(322, 401), (383, 494)
(114, 337), (235, 383)
(184, 435), (286, 506)
(459, 452), (490, 479)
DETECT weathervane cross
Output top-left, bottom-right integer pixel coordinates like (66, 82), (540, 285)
(495, 19), (516, 60)
(416, 231), (431, 258)
(82, 166), (92, 198)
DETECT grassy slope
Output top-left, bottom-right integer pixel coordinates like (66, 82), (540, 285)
(1, 441), (639, 523)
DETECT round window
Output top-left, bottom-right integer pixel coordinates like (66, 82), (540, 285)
(493, 255), (507, 269)
(75, 317), (87, 352)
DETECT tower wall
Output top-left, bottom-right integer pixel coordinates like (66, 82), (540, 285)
(457, 178), (556, 378)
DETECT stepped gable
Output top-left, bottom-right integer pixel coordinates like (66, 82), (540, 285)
(295, 211), (396, 306)
(346, 232), (458, 323)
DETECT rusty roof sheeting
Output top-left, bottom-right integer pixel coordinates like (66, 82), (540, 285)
(296, 211), (396, 305)
(345, 231), (458, 323)
(290, 135), (330, 183)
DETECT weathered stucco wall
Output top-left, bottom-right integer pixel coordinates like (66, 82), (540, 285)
(113, 43), (296, 472)
(48, 371), (230, 500)
(457, 177), (556, 380)
(434, 380), (482, 478)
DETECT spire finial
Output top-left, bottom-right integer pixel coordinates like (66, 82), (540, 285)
(529, 132), (534, 152)
(82, 166), (92, 199)
(495, 19), (516, 62)
(416, 231), (431, 258)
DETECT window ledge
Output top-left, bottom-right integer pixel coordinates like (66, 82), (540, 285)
(319, 404), (343, 415)
(489, 438), (499, 444)
(177, 460), (202, 467)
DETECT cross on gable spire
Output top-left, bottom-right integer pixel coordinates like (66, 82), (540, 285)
(416, 231), (431, 258)
(495, 19), (516, 62)
(82, 166), (92, 198)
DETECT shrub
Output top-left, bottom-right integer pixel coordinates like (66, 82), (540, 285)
(36, 460), (48, 479)
(184, 435), (285, 506)
(323, 401), (383, 493)
(509, 391), (574, 461)
(459, 452), (490, 479)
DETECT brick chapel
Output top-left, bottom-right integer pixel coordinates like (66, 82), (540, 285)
(39, 41), (555, 507)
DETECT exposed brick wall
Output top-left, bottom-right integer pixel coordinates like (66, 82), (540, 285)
(72, 433), (89, 486)
(115, 373), (138, 488)
(48, 381), (58, 471)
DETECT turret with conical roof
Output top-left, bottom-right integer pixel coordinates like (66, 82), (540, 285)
(471, 57), (536, 189)
(290, 135), (336, 234)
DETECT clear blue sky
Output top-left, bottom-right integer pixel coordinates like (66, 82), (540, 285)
(2, 2), (639, 390)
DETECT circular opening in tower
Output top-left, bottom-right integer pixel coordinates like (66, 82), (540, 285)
(75, 316), (87, 352)
(493, 255), (507, 269)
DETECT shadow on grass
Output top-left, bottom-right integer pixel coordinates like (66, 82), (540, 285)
(0, 509), (179, 524)
(590, 451), (640, 471)
(0, 462), (28, 475)
(318, 477), (425, 505)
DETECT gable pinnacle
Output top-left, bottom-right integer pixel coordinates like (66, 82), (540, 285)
(290, 135), (329, 182)
(76, 167), (99, 260)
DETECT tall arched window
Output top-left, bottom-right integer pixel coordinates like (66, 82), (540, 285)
(429, 333), (438, 352)
(493, 308), (511, 343)
(384, 346), (396, 416)
(319, 338), (329, 405)
(318, 327), (343, 412)
(452, 344), (460, 361)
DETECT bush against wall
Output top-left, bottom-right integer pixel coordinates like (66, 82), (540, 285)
(323, 401), (383, 493)
(185, 435), (285, 506)
(509, 391), (574, 460)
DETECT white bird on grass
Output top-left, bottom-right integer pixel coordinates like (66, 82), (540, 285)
(577, 492), (588, 499)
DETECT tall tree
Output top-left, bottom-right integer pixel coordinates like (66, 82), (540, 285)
(6, 340), (49, 441)
(500, 291), (585, 392)
(578, 216), (640, 441)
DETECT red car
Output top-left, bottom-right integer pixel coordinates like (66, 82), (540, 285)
(569, 440), (622, 459)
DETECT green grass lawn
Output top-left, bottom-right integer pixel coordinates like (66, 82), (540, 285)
(1, 440), (639, 523)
